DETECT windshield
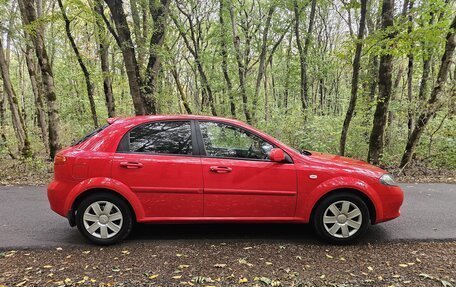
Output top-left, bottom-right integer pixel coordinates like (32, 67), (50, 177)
(73, 124), (108, 146)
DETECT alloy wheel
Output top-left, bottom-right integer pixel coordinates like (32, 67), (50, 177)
(323, 200), (363, 238)
(82, 201), (123, 239)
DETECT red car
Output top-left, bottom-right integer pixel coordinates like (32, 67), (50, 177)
(48, 115), (403, 245)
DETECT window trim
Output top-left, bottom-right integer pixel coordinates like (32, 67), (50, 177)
(195, 120), (293, 163)
(116, 120), (199, 157)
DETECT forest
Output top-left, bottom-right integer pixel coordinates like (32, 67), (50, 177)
(0, 0), (455, 182)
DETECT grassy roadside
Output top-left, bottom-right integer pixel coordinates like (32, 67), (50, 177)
(1, 241), (455, 287)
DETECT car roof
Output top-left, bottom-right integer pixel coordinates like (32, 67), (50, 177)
(110, 115), (248, 127)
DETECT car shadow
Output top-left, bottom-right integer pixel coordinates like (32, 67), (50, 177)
(125, 223), (393, 245)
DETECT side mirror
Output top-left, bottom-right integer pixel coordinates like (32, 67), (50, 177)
(269, 148), (285, 162)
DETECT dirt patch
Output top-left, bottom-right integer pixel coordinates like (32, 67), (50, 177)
(1, 241), (454, 286)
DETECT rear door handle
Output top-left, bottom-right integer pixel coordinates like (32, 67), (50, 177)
(210, 166), (232, 173)
(120, 162), (143, 169)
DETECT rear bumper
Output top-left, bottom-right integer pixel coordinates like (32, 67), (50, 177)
(47, 180), (74, 218)
(375, 185), (404, 224)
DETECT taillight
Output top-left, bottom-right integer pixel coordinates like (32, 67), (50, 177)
(54, 154), (66, 165)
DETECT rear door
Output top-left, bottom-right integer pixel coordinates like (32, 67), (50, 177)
(112, 120), (203, 218)
(197, 121), (297, 218)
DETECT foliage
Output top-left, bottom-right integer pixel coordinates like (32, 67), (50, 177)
(0, 0), (455, 175)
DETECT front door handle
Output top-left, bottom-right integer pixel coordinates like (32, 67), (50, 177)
(120, 161), (143, 169)
(210, 166), (232, 173)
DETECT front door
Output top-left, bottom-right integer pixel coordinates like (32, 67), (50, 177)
(112, 120), (203, 218)
(197, 121), (297, 218)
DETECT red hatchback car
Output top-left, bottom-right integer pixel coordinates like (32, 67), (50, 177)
(48, 115), (403, 245)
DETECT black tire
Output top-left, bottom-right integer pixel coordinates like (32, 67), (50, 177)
(312, 192), (370, 244)
(75, 192), (133, 245)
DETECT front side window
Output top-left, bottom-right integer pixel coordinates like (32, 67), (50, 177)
(123, 121), (192, 155)
(199, 121), (273, 160)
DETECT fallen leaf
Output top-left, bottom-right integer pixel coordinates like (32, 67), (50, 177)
(399, 264), (408, 267)
(148, 274), (159, 279)
(271, 280), (281, 286)
(172, 275), (182, 279)
(320, 274), (326, 279)
(43, 265), (53, 269)
(179, 264), (190, 269)
(367, 266), (373, 271)
(325, 254), (333, 259)
(238, 258), (253, 267)
(238, 277), (248, 284)
(256, 277), (272, 285)
(82, 251), (90, 254)
(266, 262), (273, 265)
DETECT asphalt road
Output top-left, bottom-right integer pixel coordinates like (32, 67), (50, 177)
(0, 183), (455, 249)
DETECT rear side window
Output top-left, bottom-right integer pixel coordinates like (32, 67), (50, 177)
(73, 124), (108, 146)
(119, 121), (192, 155)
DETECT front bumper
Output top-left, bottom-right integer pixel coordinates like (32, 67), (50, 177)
(376, 185), (404, 223)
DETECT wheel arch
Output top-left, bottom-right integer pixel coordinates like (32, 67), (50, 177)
(310, 188), (376, 224)
(64, 177), (145, 226)
(68, 188), (137, 226)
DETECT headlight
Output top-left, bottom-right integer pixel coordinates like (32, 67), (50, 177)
(380, 174), (397, 186)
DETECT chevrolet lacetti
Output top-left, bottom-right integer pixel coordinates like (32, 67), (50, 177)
(47, 115), (404, 245)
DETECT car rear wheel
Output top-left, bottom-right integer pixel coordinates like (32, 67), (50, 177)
(312, 192), (369, 244)
(75, 193), (133, 245)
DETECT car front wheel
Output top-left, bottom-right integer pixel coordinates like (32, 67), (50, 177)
(313, 192), (370, 244)
(75, 193), (133, 245)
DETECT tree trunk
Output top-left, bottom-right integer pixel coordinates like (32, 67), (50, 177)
(294, 0), (317, 111)
(400, 15), (456, 169)
(170, 10), (217, 116)
(0, 37), (31, 157)
(406, 0), (414, 139)
(219, 0), (235, 117)
(104, 0), (145, 115)
(94, 1), (115, 117)
(367, 0), (395, 165)
(252, 6), (275, 119)
(229, 5), (251, 123)
(339, 0), (367, 156)
(24, 43), (49, 154)
(142, 0), (170, 115)
(171, 67), (192, 114)
(0, 86), (16, 159)
(19, 0), (60, 159)
(58, 0), (98, 127)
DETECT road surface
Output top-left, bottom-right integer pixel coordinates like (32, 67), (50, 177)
(0, 183), (455, 249)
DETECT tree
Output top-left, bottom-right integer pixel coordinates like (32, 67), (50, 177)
(18, 0), (60, 159)
(339, 0), (368, 156)
(400, 14), (456, 169)
(219, 0), (235, 117)
(294, 0), (317, 111)
(58, 0), (98, 127)
(0, 36), (31, 157)
(94, 1), (115, 118)
(367, 0), (395, 165)
(103, 0), (146, 115)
